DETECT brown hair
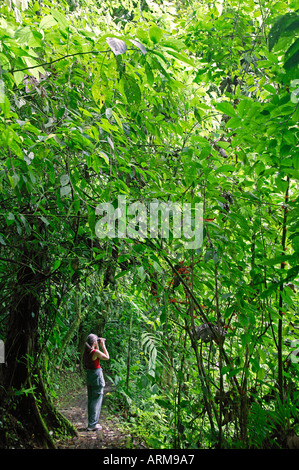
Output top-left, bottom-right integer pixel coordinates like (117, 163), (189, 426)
(83, 334), (98, 369)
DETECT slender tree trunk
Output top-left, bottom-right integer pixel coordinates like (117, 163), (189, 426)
(187, 312), (218, 432)
(278, 177), (289, 401)
(126, 312), (133, 391)
(215, 265), (223, 448)
(174, 330), (187, 448)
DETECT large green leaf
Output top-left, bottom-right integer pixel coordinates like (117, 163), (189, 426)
(122, 74), (141, 105)
(284, 39), (299, 71)
(216, 101), (237, 117)
(268, 12), (299, 51)
(51, 9), (68, 30)
(149, 26), (163, 44)
(39, 14), (57, 30)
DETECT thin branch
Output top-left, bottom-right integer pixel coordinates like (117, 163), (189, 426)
(11, 46), (137, 74)
(11, 49), (110, 74)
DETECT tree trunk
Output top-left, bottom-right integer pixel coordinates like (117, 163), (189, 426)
(1, 244), (76, 448)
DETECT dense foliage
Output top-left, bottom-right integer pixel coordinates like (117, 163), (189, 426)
(0, 0), (298, 449)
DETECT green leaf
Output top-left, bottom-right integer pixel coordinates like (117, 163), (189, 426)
(1, 126), (14, 146)
(53, 259), (61, 270)
(269, 12), (299, 51)
(225, 116), (242, 129)
(285, 38), (299, 63)
(88, 207), (96, 232)
(39, 15), (57, 30)
(227, 367), (243, 378)
(0, 53), (10, 69)
(123, 74), (141, 105)
(257, 368), (265, 380)
(40, 216), (50, 226)
(145, 62), (154, 86)
(216, 101), (237, 117)
(284, 49), (299, 71)
(14, 71), (24, 86)
(264, 253), (298, 267)
(22, 56), (45, 79)
(51, 9), (68, 30)
(161, 38), (186, 51)
(0, 95), (10, 117)
(14, 26), (34, 44)
(98, 151), (109, 164)
(0, 234), (6, 245)
(149, 26), (163, 44)
(137, 266), (146, 281)
(19, 214), (31, 235)
(164, 49), (194, 66)
(91, 80), (104, 106)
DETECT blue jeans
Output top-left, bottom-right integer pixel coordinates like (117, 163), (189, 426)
(86, 368), (105, 428)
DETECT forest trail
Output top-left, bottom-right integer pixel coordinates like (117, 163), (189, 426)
(55, 382), (145, 449)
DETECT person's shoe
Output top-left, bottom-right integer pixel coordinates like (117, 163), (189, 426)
(87, 424), (102, 431)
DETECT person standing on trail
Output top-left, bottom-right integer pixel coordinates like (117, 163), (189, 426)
(83, 333), (109, 431)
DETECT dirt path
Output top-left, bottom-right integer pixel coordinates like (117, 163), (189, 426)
(56, 383), (145, 449)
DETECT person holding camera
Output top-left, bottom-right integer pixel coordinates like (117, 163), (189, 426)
(83, 333), (109, 431)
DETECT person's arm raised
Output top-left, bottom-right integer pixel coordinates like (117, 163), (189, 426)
(100, 338), (109, 360)
(92, 338), (109, 361)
